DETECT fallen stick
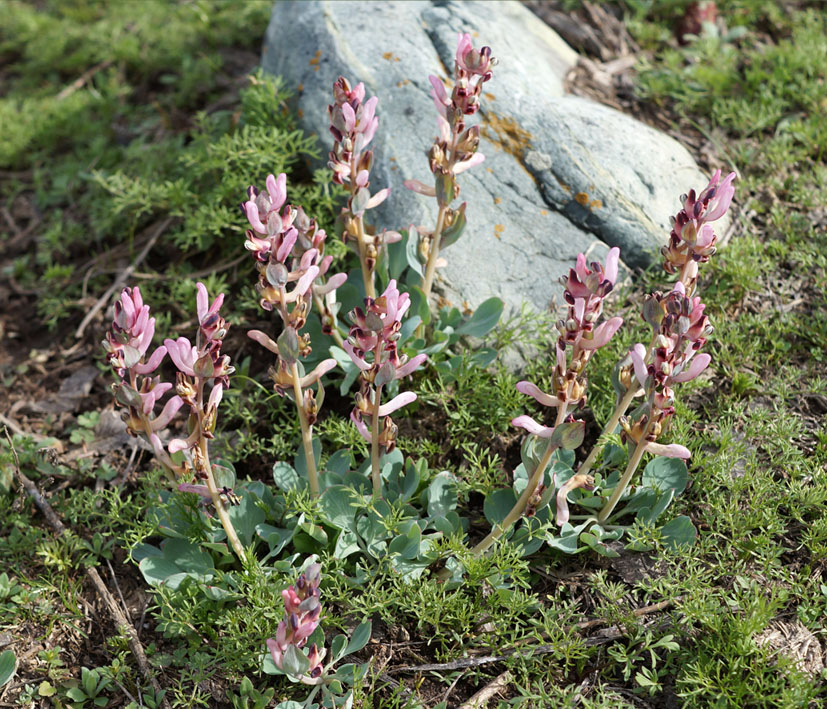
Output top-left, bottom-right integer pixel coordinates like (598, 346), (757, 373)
(57, 58), (114, 100)
(5, 428), (171, 709)
(458, 670), (512, 709)
(75, 217), (173, 339)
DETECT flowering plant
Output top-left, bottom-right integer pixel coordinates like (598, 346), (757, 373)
(103, 283), (245, 558)
(263, 559), (372, 705)
(438, 169), (735, 575)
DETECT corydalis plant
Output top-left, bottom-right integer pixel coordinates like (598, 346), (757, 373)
(265, 561), (372, 705)
(468, 249), (622, 558)
(328, 77), (400, 299)
(344, 279), (427, 496)
(598, 280), (712, 523)
(242, 172), (347, 497)
(103, 284), (245, 559)
(663, 168), (735, 292)
(267, 562), (324, 683)
(405, 33), (495, 300)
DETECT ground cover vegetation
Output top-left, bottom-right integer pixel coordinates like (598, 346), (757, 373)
(1, 0), (826, 706)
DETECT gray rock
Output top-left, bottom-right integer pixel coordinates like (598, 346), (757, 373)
(261, 0), (722, 311)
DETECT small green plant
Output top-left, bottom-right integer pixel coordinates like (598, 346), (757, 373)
(62, 667), (112, 708)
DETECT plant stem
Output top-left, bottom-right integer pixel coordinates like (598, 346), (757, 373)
(421, 205), (448, 300)
(354, 215), (375, 299)
(197, 437), (245, 560)
(312, 293), (345, 348)
(349, 154), (375, 299)
(470, 438), (560, 560)
(370, 384), (383, 497)
(577, 386), (639, 478)
(290, 362), (320, 497)
(467, 404), (568, 560)
(597, 433), (650, 524)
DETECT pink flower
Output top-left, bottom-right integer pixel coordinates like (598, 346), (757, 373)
(266, 562), (325, 679)
(515, 381), (559, 408)
(556, 473), (595, 526)
(103, 287), (167, 377)
(455, 33), (494, 78)
(512, 415), (556, 438)
(646, 442), (691, 459)
(164, 337), (198, 377)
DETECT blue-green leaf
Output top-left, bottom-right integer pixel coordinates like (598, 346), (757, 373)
(660, 515), (696, 550)
(641, 457), (688, 494)
(345, 621), (372, 655)
(455, 297), (503, 337)
(0, 650), (16, 687)
(272, 461), (302, 492)
(484, 488), (517, 525)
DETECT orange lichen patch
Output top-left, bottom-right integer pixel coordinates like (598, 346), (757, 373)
(483, 92), (496, 101)
(494, 197), (502, 205)
(297, 83), (304, 92)
(396, 79), (411, 87)
(309, 50), (321, 67)
(575, 192), (590, 206)
(589, 199), (602, 211)
(462, 301), (473, 316)
(540, 209), (548, 216)
(297, 108), (303, 119)
(559, 180), (572, 194)
(481, 112), (533, 168)
(494, 224), (505, 239)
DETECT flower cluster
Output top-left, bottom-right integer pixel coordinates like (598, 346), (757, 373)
(242, 173), (346, 322)
(622, 281), (713, 459)
(243, 173), (343, 408)
(103, 287), (182, 471)
(406, 34), (495, 297)
(163, 284), (234, 458)
(345, 280), (427, 455)
(266, 562), (325, 682)
(104, 283), (245, 558)
(327, 77), (399, 294)
(242, 173), (348, 497)
(513, 248), (623, 438)
(662, 168), (736, 281)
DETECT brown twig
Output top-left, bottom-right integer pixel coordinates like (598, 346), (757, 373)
(57, 58), (114, 100)
(75, 217), (174, 338)
(5, 428), (171, 709)
(458, 670), (512, 709)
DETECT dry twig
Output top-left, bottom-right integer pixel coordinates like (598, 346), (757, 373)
(458, 670), (512, 709)
(5, 428), (171, 709)
(75, 217), (173, 338)
(56, 59), (114, 100)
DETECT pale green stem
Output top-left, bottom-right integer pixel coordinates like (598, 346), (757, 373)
(470, 435), (561, 558)
(349, 154), (375, 299)
(420, 205), (449, 301)
(370, 383), (383, 497)
(197, 437), (245, 560)
(597, 432), (650, 524)
(312, 293), (345, 348)
(437, 403), (569, 584)
(290, 362), (320, 498)
(576, 385), (639, 478)
(355, 215), (375, 299)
